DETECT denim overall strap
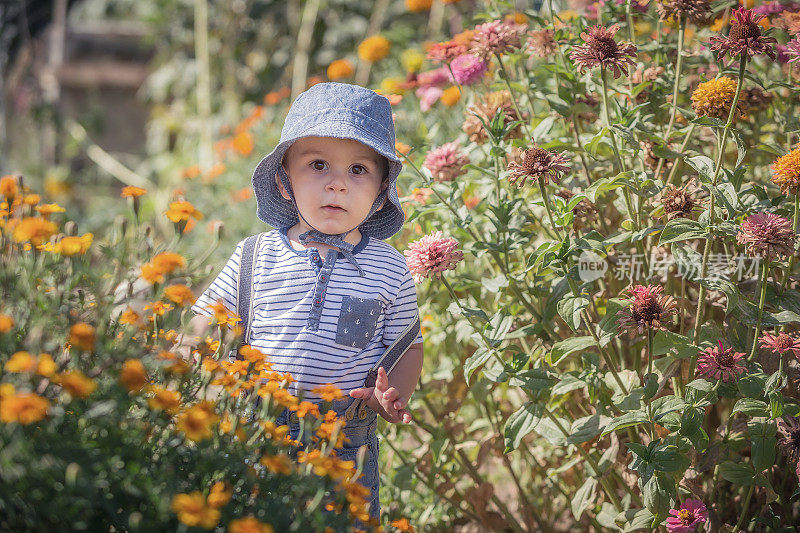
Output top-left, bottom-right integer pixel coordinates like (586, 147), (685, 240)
(344, 314), (421, 421)
(234, 232), (266, 359)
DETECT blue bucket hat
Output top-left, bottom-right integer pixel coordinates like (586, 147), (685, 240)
(251, 82), (405, 275)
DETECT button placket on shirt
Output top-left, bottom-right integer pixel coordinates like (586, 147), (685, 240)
(306, 249), (337, 331)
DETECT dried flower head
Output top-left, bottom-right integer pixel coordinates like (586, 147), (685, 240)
(506, 145), (571, 187)
(616, 284), (678, 334)
(772, 147), (800, 196)
(691, 77), (741, 120)
(776, 11), (800, 36)
(449, 54), (489, 86)
(423, 142), (470, 182)
(740, 86), (774, 115)
(656, 0), (712, 26)
(555, 188), (598, 231)
(665, 499), (708, 533)
(696, 340), (747, 382)
(736, 211), (796, 260)
(404, 231), (464, 283)
(778, 416), (800, 464)
(569, 23), (638, 79)
(469, 19), (527, 59)
(640, 140), (672, 172)
(462, 90), (524, 144)
(526, 29), (558, 58)
(709, 7), (777, 63)
(658, 179), (703, 220)
(759, 332), (800, 359)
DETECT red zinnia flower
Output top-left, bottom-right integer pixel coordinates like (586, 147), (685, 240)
(616, 284), (678, 334)
(404, 231), (464, 283)
(665, 499), (708, 533)
(695, 340), (747, 382)
(759, 332), (800, 359)
(569, 23), (638, 79)
(736, 211), (795, 261)
(709, 7), (777, 63)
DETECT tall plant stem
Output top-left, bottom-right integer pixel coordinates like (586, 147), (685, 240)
(782, 192), (800, 291)
(748, 259), (770, 361)
(495, 53), (531, 139)
(666, 123), (697, 186)
(645, 328), (656, 441)
(690, 56), (748, 358)
(655, 15), (686, 181)
(537, 180), (563, 241)
(494, 151), (511, 273)
(625, 1), (636, 97)
(731, 485), (754, 533)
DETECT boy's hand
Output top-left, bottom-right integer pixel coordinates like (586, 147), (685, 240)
(349, 366), (412, 424)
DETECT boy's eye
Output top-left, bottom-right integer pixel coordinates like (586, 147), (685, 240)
(351, 164), (367, 175)
(310, 160), (327, 171)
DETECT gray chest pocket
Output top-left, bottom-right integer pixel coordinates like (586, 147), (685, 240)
(336, 296), (382, 350)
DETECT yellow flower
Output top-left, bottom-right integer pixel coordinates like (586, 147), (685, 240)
(35, 203), (66, 216)
(0, 313), (13, 332)
(52, 233), (93, 256)
(291, 400), (320, 419)
(147, 385), (182, 414)
(121, 186), (147, 198)
(144, 301), (174, 316)
(12, 217), (58, 246)
(165, 200), (203, 223)
(176, 403), (219, 442)
(505, 12), (528, 25)
(327, 59), (355, 80)
(36, 354), (57, 377)
(390, 518), (417, 532)
(164, 284), (195, 306)
(440, 86), (461, 107)
(120, 359), (148, 392)
(232, 131), (254, 156)
(238, 345), (267, 365)
(57, 370), (97, 399)
(259, 454), (292, 475)
(206, 481), (232, 508)
(395, 141), (412, 156)
(358, 35), (391, 63)
(119, 308), (141, 325)
(69, 323), (96, 352)
(5, 351), (36, 373)
(311, 383), (345, 403)
(406, 0), (432, 11)
(0, 175), (19, 199)
(772, 147), (800, 196)
(140, 263), (165, 284)
(228, 517), (274, 533)
(205, 300), (241, 328)
(170, 492), (220, 530)
(152, 252), (186, 274)
(0, 391), (49, 424)
(380, 76), (406, 96)
(401, 49), (424, 72)
(23, 194), (40, 206)
(691, 77), (738, 120)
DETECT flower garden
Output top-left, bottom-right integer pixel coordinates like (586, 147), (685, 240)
(5, 0), (800, 530)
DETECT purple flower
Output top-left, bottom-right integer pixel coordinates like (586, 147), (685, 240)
(696, 340), (747, 383)
(449, 54), (488, 86)
(416, 67), (452, 87)
(569, 23), (638, 79)
(423, 142), (470, 182)
(404, 231), (464, 283)
(709, 7), (777, 63)
(665, 499), (708, 533)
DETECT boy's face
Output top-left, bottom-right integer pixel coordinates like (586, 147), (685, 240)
(277, 136), (388, 236)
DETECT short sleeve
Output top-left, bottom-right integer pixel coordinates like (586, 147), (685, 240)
(190, 240), (244, 319)
(382, 264), (423, 347)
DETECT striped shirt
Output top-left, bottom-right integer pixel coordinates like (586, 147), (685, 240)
(191, 227), (423, 402)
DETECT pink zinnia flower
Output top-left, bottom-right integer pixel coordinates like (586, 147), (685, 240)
(759, 332), (800, 359)
(416, 67), (452, 88)
(616, 284), (678, 335)
(736, 211), (796, 261)
(709, 7), (777, 63)
(469, 19), (527, 60)
(449, 54), (488, 86)
(423, 142), (470, 182)
(665, 499), (708, 533)
(506, 145), (571, 187)
(696, 340), (747, 382)
(427, 40), (468, 63)
(409, 187), (433, 205)
(416, 85), (444, 111)
(786, 36), (800, 64)
(404, 231), (464, 283)
(569, 24), (638, 79)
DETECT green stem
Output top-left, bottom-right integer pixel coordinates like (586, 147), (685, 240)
(748, 258), (770, 362)
(645, 327), (656, 441)
(666, 123), (697, 186)
(655, 15), (686, 181)
(537, 179), (563, 241)
(782, 192), (800, 291)
(495, 53), (530, 139)
(731, 485), (754, 533)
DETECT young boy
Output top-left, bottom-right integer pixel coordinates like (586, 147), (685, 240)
(187, 82), (424, 523)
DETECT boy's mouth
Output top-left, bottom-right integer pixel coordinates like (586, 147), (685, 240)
(322, 204), (345, 213)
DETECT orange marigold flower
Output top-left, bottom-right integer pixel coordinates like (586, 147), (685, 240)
(0, 313), (13, 332)
(5, 351), (36, 373)
(406, 0), (432, 11)
(164, 284), (195, 306)
(228, 517), (274, 533)
(205, 300), (241, 327)
(264, 91), (281, 105)
(440, 86), (461, 107)
(358, 35), (391, 62)
(140, 263), (165, 284)
(23, 194), (40, 206)
(0, 175), (19, 199)
(204, 163), (226, 181)
(206, 481), (232, 508)
(69, 323), (96, 351)
(395, 141), (412, 156)
(233, 187), (253, 202)
(260, 454), (293, 475)
(0, 391), (49, 424)
(176, 403), (220, 441)
(170, 492), (220, 530)
(121, 186), (147, 198)
(181, 166), (201, 180)
(391, 518), (417, 532)
(119, 308), (141, 325)
(165, 200), (203, 223)
(120, 359), (148, 392)
(144, 301), (174, 316)
(291, 400), (321, 419)
(311, 383), (345, 403)
(52, 233), (93, 256)
(35, 203), (66, 216)
(152, 251), (186, 273)
(36, 354), (57, 377)
(327, 59), (355, 80)
(772, 147), (800, 196)
(148, 385), (182, 414)
(12, 217), (58, 246)
(57, 370), (97, 398)
(232, 132), (254, 156)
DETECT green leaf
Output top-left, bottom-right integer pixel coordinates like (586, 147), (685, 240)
(557, 295), (589, 333)
(597, 298), (627, 348)
(533, 115), (557, 140)
(464, 347), (493, 383)
(586, 126), (610, 157)
(719, 461), (756, 486)
(568, 414), (610, 444)
(684, 155), (715, 184)
(503, 402), (543, 452)
(584, 173), (627, 203)
(509, 369), (556, 398)
(732, 398), (770, 417)
(571, 477), (598, 520)
(552, 373), (587, 396)
(549, 336), (598, 366)
(642, 472), (676, 518)
(658, 218), (708, 245)
(749, 419), (777, 472)
(603, 410), (649, 436)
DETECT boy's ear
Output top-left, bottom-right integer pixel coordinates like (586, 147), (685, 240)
(275, 170), (291, 201)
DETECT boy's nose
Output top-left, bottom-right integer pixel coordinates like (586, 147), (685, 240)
(325, 171), (348, 192)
